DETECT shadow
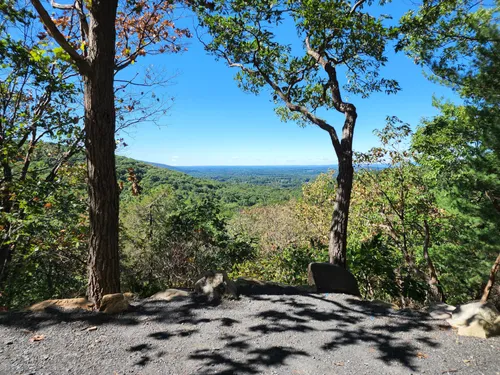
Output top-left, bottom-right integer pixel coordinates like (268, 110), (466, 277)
(189, 345), (309, 375)
(0, 298), (207, 331)
(184, 291), (442, 373)
(1, 290), (444, 374)
(128, 343), (151, 352)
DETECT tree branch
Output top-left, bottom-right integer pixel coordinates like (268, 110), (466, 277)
(30, 0), (90, 74)
(350, 0), (366, 15)
(50, 0), (73, 10)
(75, 0), (89, 41)
(45, 134), (84, 183)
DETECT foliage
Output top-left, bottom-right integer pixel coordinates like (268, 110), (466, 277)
(3, 160), (88, 308)
(232, 244), (327, 286)
(120, 188), (255, 297)
(402, 0), (500, 303)
(0, 3), (86, 308)
(116, 156), (299, 211)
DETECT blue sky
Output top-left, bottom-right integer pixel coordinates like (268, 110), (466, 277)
(117, 1), (457, 166)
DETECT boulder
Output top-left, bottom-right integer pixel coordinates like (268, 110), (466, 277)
(99, 293), (129, 314)
(447, 301), (500, 338)
(123, 292), (137, 301)
(307, 262), (361, 296)
(194, 271), (239, 303)
(149, 289), (190, 301)
(28, 297), (93, 312)
(235, 278), (312, 295)
(426, 302), (456, 320)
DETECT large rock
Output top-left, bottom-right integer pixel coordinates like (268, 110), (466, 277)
(99, 293), (129, 314)
(447, 301), (500, 338)
(194, 271), (239, 303)
(426, 302), (456, 320)
(307, 262), (361, 296)
(149, 289), (190, 301)
(235, 278), (313, 295)
(28, 297), (93, 312)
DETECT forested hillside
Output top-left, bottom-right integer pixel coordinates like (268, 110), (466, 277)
(116, 157), (301, 210)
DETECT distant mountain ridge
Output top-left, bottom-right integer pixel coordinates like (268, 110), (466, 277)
(143, 161), (386, 188)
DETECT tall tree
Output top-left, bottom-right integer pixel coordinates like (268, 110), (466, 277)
(29, 0), (191, 306)
(399, 0), (500, 301)
(194, 0), (399, 267)
(354, 120), (446, 304)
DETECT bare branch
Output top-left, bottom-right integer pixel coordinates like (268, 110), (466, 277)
(50, 0), (74, 10)
(30, 0), (90, 74)
(75, 0), (89, 41)
(350, 0), (366, 15)
(45, 133), (84, 183)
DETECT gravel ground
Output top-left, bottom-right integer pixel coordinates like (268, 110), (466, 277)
(1, 293), (499, 375)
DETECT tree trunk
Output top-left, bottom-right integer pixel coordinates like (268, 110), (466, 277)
(480, 251), (500, 303)
(84, 0), (120, 308)
(328, 142), (354, 268)
(422, 220), (445, 302)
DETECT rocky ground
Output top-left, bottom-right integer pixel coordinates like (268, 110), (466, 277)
(1, 293), (499, 375)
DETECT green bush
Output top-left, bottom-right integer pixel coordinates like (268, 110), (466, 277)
(120, 188), (255, 297)
(231, 245), (327, 285)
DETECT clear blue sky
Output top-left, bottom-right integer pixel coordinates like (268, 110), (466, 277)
(117, 1), (456, 166)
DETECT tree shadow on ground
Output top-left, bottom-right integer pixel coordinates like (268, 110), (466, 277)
(190, 345), (309, 375)
(186, 294), (440, 373)
(0, 292), (441, 373)
(0, 298), (208, 330)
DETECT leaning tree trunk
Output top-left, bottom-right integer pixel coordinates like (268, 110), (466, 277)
(84, 1), (120, 308)
(328, 110), (356, 268)
(481, 251), (500, 303)
(329, 153), (354, 267)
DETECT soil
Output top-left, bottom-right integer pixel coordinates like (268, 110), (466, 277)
(1, 292), (499, 375)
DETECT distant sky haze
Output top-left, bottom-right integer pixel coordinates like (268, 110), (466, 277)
(117, 1), (458, 166)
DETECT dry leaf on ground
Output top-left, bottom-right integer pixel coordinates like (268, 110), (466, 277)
(417, 352), (428, 359)
(29, 334), (45, 342)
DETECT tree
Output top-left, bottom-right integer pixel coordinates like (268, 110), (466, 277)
(194, 0), (399, 267)
(399, 0), (500, 302)
(28, 0), (191, 306)
(354, 120), (446, 304)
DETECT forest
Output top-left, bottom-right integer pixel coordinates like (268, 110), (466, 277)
(0, 0), (499, 314)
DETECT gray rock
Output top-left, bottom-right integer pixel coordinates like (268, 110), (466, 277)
(426, 302), (456, 320)
(307, 262), (361, 296)
(447, 301), (500, 338)
(149, 289), (191, 301)
(194, 271), (239, 303)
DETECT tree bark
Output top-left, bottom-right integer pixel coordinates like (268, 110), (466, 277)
(30, 0), (121, 308)
(422, 220), (445, 302)
(329, 152), (354, 267)
(84, 0), (120, 308)
(327, 106), (356, 267)
(481, 251), (500, 303)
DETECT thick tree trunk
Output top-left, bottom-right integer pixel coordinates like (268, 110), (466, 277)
(481, 251), (500, 303)
(84, 0), (120, 308)
(329, 156), (354, 267)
